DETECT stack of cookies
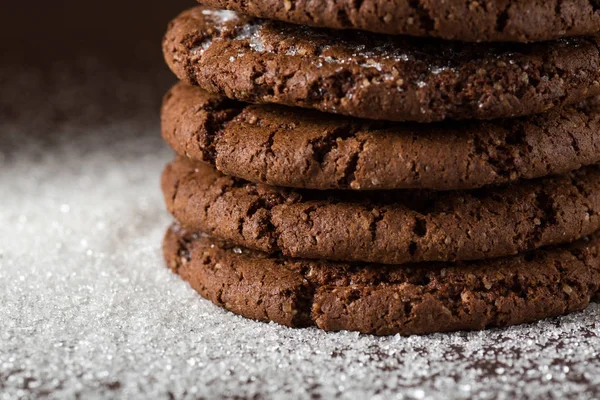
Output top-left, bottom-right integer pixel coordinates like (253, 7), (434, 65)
(160, 1), (600, 335)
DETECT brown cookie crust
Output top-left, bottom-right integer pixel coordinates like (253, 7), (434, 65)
(163, 7), (600, 123)
(197, 0), (600, 43)
(164, 225), (600, 335)
(163, 82), (600, 191)
(162, 157), (600, 265)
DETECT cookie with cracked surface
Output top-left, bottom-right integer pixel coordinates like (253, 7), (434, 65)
(163, 82), (600, 191)
(163, 7), (600, 123)
(163, 225), (600, 335)
(196, 0), (600, 43)
(161, 157), (600, 265)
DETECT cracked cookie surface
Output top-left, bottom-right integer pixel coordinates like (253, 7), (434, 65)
(163, 225), (600, 335)
(163, 82), (600, 191)
(163, 6), (600, 123)
(162, 157), (600, 265)
(196, 0), (600, 43)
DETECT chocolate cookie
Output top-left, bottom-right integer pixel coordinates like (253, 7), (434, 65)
(162, 157), (600, 265)
(164, 225), (600, 335)
(163, 82), (600, 191)
(196, 0), (600, 43)
(163, 7), (600, 123)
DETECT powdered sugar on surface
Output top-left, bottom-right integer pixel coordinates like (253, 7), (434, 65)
(0, 61), (599, 400)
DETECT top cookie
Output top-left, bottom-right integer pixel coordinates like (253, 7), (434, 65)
(197, 0), (600, 43)
(164, 7), (600, 123)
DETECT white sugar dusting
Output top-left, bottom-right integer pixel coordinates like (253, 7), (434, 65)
(205, 11), (459, 84)
(360, 59), (384, 72)
(430, 66), (450, 75)
(201, 9), (238, 24)
(1, 62), (599, 400)
(233, 22), (266, 53)
(191, 40), (213, 56)
(285, 46), (298, 56)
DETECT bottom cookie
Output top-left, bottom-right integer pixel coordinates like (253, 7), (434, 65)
(163, 226), (600, 336)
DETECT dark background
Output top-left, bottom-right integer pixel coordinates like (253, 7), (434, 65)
(3, 1), (191, 66)
(0, 0), (193, 150)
